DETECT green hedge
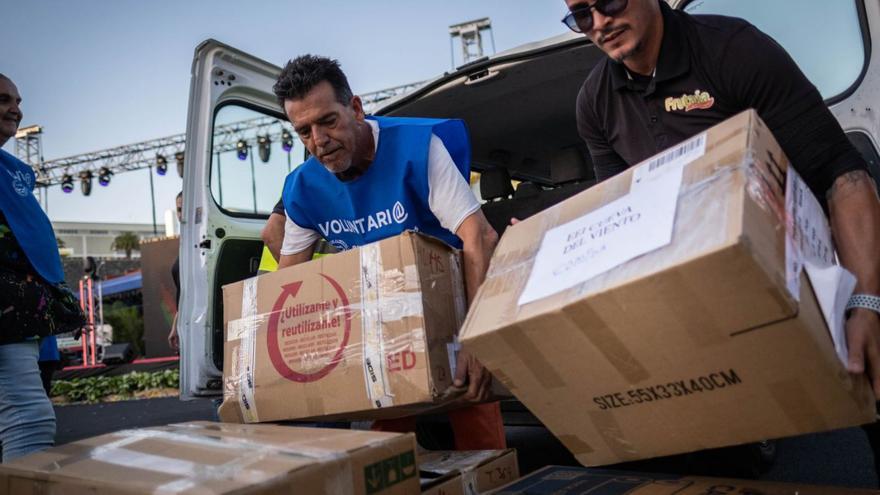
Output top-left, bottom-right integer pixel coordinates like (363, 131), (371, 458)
(51, 369), (179, 403)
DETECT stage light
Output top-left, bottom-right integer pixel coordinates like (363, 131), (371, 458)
(80, 170), (93, 196)
(175, 152), (185, 178)
(61, 174), (74, 193)
(281, 129), (293, 152)
(236, 139), (248, 161)
(258, 135), (271, 163)
(98, 167), (112, 186)
(156, 154), (168, 176)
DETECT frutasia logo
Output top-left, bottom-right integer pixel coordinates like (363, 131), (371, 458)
(665, 90), (715, 113)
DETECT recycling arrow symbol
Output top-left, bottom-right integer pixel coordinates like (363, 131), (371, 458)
(266, 275), (352, 383)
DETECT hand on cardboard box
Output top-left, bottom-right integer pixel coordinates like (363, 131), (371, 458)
(845, 308), (880, 398)
(453, 350), (492, 403)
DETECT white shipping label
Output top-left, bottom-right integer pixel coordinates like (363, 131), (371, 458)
(631, 132), (706, 188)
(518, 161), (685, 306)
(804, 261), (856, 366)
(784, 167), (835, 300)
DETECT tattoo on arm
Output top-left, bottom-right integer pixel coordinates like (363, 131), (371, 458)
(826, 170), (878, 202)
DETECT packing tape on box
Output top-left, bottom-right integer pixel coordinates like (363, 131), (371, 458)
(237, 276), (261, 423)
(562, 302), (650, 384)
(588, 410), (641, 462)
(462, 470), (479, 494)
(35, 425), (356, 495)
(500, 324), (566, 389)
(226, 314), (267, 342)
(360, 242), (395, 408)
(344, 292), (425, 322)
(449, 252), (467, 328)
(225, 292), (425, 344)
(554, 434), (595, 456)
(748, 148), (786, 213)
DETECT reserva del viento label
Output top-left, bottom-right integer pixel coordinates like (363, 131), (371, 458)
(266, 274), (353, 383)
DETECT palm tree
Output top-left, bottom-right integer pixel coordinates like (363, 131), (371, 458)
(111, 232), (140, 259)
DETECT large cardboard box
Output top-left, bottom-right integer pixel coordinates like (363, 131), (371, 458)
(420, 449), (519, 494)
(491, 466), (879, 494)
(220, 232), (466, 423)
(0, 422), (419, 494)
(460, 110), (875, 466)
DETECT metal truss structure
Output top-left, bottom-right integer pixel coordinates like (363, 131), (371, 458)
(361, 81), (427, 112)
(18, 115), (290, 188)
(14, 125), (44, 169)
(10, 14), (498, 189)
(14, 83), (427, 189)
(449, 17), (495, 68)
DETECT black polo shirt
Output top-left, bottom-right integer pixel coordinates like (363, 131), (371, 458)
(576, 1), (866, 200)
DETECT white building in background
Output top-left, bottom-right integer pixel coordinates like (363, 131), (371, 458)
(53, 221), (159, 259)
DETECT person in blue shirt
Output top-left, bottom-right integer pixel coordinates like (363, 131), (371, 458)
(273, 56), (505, 449)
(0, 74), (84, 461)
(38, 336), (60, 394)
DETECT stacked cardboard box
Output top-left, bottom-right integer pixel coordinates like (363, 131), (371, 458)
(220, 232), (467, 423)
(460, 110), (875, 466)
(420, 449), (519, 494)
(0, 422), (419, 494)
(492, 466), (879, 494)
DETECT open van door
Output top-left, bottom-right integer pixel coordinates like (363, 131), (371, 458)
(179, 40), (303, 398)
(676, 0), (880, 184)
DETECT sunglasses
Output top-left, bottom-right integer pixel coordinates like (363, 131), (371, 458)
(562, 0), (629, 33)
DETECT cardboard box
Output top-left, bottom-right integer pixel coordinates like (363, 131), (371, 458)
(420, 449), (519, 494)
(0, 421), (419, 494)
(422, 473), (465, 495)
(491, 466), (879, 494)
(460, 110), (875, 466)
(220, 232), (467, 423)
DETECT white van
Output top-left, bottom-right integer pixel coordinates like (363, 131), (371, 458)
(179, 0), (880, 403)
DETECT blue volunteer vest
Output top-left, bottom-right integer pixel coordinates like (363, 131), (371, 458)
(0, 149), (64, 284)
(282, 116), (471, 251)
(39, 335), (60, 362)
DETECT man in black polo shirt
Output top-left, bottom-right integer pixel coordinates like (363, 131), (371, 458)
(568, 0), (880, 398)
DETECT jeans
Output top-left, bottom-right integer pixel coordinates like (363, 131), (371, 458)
(0, 341), (55, 462)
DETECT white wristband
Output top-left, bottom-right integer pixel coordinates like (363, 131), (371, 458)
(846, 294), (880, 315)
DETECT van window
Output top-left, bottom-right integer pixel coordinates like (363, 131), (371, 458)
(210, 104), (303, 216)
(684, 0), (866, 100)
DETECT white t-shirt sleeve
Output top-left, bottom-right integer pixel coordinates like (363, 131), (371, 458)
(280, 213), (321, 255)
(427, 134), (481, 234)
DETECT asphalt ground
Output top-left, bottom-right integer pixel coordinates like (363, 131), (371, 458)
(54, 397), (879, 490)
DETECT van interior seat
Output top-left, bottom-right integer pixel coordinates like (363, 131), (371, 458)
(479, 167), (515, 201)
(550, 145), (594, 184)
(482, 177), (597, 235)
(514, 181), (542, 199)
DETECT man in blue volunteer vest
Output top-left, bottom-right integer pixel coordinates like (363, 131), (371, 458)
(273, 55), (505, 450)
(0, 74), (70, 460)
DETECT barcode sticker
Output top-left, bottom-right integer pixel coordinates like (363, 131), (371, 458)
(632, 133), (707, 188)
